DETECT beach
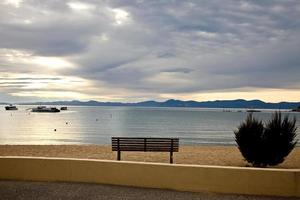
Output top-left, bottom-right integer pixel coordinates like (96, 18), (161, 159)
(1, 145), (299, 168)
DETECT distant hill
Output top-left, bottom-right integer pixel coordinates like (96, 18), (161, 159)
(18, 99), (300, 109)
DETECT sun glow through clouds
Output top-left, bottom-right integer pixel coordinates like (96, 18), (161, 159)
(2, 49), (74, 70)
(67, 2), (94, 11)
(24, 19), (32, 24)
(3, 0), (23, 7)
(111, 8), (130, 25)
(31, 57), (73, 69)
(0, 73), (92, 100)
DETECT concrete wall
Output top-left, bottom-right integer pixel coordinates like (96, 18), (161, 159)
(0, 156), (299, 197)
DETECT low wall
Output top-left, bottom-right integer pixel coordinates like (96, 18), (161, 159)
(0, 156), (299, 197)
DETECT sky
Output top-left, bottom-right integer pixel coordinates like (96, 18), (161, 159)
(0, 0), (300, 103)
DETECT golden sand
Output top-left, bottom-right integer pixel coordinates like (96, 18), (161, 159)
(0, 145), (299, 169)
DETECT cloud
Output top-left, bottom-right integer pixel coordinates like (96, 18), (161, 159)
(0, 0), (300, 102)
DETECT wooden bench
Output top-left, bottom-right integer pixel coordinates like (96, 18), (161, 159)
(112, 137), (179, 164)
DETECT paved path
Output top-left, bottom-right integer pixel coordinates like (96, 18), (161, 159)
(0, 181), (298, 200)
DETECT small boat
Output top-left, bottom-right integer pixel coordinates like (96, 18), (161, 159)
(246, 109), (261, 113)
(60, 106), (68, 110)
(5, 104), (18, 110)
(31, 106), (60, 113)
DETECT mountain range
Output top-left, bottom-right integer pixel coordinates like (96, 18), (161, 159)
(4, 99), (298, 109)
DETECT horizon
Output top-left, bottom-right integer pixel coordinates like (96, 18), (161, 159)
(2, 98), (300, 105)
(1, 1), (300, 103)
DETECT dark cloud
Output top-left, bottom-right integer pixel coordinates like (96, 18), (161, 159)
(161, 68), (193, 74)
(0, 77), (62, 81)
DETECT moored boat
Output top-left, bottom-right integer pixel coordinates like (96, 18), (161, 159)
(60, 106), (67, 110)
(31, 106), (60, 113)
(246, 109), (261, 113)
(5, 104), (18, 110)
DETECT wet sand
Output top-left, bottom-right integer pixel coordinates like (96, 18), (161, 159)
(0, 145), (299, 168)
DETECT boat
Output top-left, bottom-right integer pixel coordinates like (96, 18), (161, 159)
(5, 104), (18, 110)
(31, 106), (60, 113)
(60, 106), (67, 110)
(246, 109), (261, 113)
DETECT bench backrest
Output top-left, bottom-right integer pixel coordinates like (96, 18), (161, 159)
(112, 137), (179, 152)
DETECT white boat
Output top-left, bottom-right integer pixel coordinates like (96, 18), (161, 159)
(5, 104), (18, 110)
(31, 106), (60, 113)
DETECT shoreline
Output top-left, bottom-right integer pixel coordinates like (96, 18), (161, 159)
(0, 145), (299, 169)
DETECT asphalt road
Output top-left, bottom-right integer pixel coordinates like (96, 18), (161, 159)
(0, 181), (298, 200)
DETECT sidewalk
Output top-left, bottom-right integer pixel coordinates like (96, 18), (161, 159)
(0, 181), (297, 200)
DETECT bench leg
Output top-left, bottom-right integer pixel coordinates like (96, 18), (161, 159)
(170, 151), (173, 164)
(117, 150), (121, 161)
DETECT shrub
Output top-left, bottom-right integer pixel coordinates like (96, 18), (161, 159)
(235, 112), (297, 167)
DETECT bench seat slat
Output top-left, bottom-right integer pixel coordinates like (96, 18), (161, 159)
(112, 146), (179, 149)
(112, 148), (179, 152)
(112, 144), (179, 147)
(112, 139), (179, 141)
(112, 138), (178, 141)
(112, 145), (179, 147)
(112, 143), (179, 146)
(112, 137), (179, 140)
(112, 140), (178, 141)
(112, 144), (178, 147)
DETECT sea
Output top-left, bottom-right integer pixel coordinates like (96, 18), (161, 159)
(0, 106), (299, 145)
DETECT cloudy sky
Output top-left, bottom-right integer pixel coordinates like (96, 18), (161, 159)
(1, 0), (300, 103)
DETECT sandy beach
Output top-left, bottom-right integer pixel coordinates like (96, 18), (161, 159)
(0, 145), (299, 168)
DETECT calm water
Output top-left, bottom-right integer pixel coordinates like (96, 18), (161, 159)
(0, 106), (299, 145)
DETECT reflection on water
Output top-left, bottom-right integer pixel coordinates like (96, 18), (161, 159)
(0, 106), (299, 145)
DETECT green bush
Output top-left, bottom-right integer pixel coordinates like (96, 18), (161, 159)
(235, 112), (297, 167)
